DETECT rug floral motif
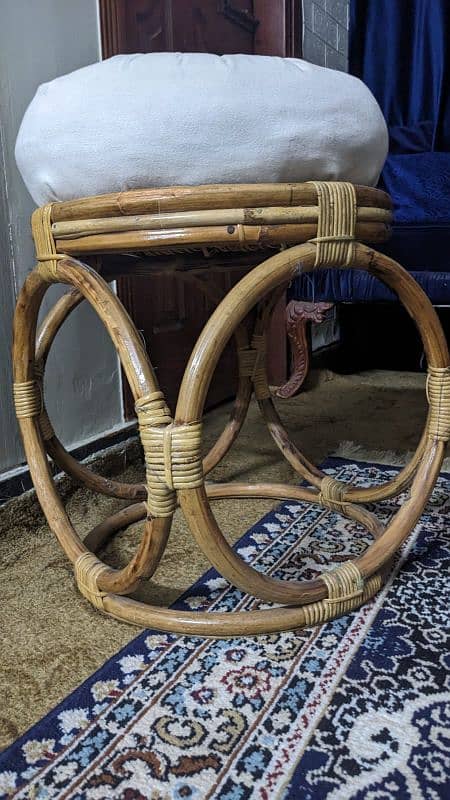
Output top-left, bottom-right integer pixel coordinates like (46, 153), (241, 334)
(0, 459), (449, 799)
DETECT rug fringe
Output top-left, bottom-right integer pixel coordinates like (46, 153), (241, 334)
(332, 440), (450, 472)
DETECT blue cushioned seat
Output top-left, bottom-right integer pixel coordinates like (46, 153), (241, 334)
(291, 150), (450, 305)
(292, 0), (450, 308)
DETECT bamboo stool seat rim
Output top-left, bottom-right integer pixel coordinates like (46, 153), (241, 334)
(50, 182), (393, 222)
(42, 182), (393, 259)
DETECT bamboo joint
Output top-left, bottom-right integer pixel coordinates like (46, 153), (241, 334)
(135, 391), (203, 517)
(426, 366), (450, 442)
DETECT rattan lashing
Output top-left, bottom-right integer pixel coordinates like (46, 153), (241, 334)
(32, 204), (67, 282)
(74, 551), (110, 610)
(238, 333), (271, 401)
(12, 180), (449, 637)
(13, 380), (42, 419)
(310, 180), (357, 267)
(319, 476), (348, 513)
(426, 366), (450, 442)
(134, 390), (203, 518)
(303, 564), (382, 627)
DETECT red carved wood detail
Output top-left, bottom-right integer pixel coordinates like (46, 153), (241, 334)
(272, 300), (334, 399)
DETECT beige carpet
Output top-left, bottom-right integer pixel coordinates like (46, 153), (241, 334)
(0, 369), (441, 750)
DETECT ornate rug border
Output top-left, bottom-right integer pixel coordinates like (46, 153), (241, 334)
(0, 456), (445, 792)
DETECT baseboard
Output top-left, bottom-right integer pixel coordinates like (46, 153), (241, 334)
(0, 423), (139, 505)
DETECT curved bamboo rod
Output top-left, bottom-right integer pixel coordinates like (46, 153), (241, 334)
(174, 242), (447, 603)
(85, 502), (148, 552)
(36, 288), (147, 501)
(259, 245), (447, 502)
(101, 574), (386, 637)
(13, 270), (86, 564)
(177, 242), (449, 415)
(51, 182), (392, 223)
(175, 271), (253, 476)
(260, 397), (429, 503)
(52, 205), (392, 239)
(55, 221), (389, 257)
(84, 483), (384, 556)
(34, 276), (252, 497)
(178, 243), (447, 503)
(14, 260), (172, 595)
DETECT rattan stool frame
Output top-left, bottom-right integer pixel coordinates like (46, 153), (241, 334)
(13, 182), (450, 636)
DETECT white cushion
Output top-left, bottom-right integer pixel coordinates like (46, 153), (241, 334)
(15, 53), (388, 206)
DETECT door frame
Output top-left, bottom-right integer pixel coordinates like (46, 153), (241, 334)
(99, 1), (302, 59)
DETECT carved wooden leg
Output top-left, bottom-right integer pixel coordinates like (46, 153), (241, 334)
(272, 300), (333, 399)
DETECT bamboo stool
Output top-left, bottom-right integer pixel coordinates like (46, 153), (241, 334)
(13, 181), (450, 636)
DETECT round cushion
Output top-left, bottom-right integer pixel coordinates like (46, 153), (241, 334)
(16, 52), (388, 206)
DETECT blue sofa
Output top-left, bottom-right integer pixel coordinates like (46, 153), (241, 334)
(291, 0), (450, 308)
(291, 152), (450, 305)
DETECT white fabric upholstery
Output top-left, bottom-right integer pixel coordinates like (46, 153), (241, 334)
(15, 53), (388, 206)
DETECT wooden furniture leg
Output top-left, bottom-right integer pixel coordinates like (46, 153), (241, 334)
(272, 300), (333, 399)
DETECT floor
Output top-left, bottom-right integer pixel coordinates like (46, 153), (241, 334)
(0, 368), (439, 750)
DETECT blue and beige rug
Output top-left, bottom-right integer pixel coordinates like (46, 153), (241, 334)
(0, 458), (449, 799)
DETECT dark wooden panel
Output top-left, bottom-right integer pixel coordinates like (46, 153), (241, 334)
(171, 0), (255, 53)
(120, 268), (248, 412)
(123, 0), (174, 52)
(254, 0), (301, 56)
(101, 1), (302, 59)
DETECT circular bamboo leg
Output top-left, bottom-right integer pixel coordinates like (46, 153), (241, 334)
(175, 242), (447, 604)
(36, 288), (147, 501)
(251, 268), (433, 502)
(14, 261), (172, 595)
(34, 281), (252, 498)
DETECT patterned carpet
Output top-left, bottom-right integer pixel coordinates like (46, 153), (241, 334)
(0, 458), (448, 799)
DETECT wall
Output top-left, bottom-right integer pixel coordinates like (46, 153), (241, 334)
(0, 123), (18, 475)
(302, 0), (349, 70)
(0, 0), (124, 477)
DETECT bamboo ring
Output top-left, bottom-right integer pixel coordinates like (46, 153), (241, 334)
(174, 242), (447, 604)
(33, 281), (253, 500)
(14, 264), (172, 596)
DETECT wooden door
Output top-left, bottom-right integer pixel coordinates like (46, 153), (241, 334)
(99, 0), (301, 413)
